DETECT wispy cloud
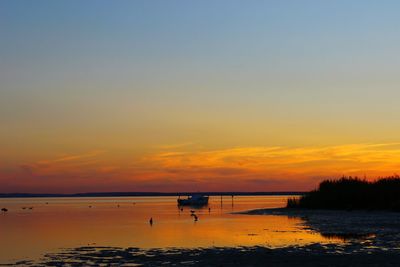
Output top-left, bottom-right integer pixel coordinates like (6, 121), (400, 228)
(137, 143), (400, 185)
(3, 143), (400, 192)
(19, 150), (107, 178)
(50, 150), (106, 163)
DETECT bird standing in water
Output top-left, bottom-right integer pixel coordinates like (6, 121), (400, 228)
(149, 217), (153, 226)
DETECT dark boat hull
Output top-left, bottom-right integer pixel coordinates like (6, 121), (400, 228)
(177, 197), (209, 206)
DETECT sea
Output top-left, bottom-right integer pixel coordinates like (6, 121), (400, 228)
(0, 195), (341, 263)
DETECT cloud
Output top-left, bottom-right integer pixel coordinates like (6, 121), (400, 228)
(3, 143), (400, 193)
(51, 150), (106, 163)
(18, 150), (107, 179)
(33, 150), (105, 166)
(136, 143), (400, 185)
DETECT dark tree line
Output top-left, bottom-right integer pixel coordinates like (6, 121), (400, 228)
(287, 176), (400, 211)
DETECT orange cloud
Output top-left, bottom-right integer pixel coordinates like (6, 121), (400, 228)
(2, 143), (400, 193)
(134, 143), (400, 190)
(20, 150), (107, 176)
(141, 143), (400, 172)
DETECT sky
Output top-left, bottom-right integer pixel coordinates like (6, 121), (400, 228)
(2, 0), (400, 193)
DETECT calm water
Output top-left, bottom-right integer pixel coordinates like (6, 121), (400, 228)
(0, 195), (341, 263)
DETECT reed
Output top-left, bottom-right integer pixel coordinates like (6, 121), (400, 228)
(286, 176), (400, 211)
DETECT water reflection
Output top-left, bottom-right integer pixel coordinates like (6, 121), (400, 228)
(321, 233), (376, 241)
(0, 196), (343, 263)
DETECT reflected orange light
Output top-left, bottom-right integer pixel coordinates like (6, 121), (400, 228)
(0, 196), (341, 263)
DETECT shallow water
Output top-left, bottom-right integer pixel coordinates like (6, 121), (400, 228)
(0, 195), (342, 263)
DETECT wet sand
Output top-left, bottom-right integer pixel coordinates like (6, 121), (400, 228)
(5, 208), (400, 266)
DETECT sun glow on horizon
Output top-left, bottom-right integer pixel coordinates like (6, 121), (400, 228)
(2, 143), (400, 193)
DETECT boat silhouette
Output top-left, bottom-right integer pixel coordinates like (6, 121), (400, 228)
(177, 194), (209, 206)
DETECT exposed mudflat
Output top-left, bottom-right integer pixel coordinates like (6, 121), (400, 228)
(3, 244), (400, 267)
(242, 208), (400, 248)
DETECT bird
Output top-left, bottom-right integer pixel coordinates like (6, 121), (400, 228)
(149, 217), (153, 226)
(194, 215), (198, 221)
(1, 208), (8, 213)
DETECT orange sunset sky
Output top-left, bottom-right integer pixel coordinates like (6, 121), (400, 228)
(2, 1), (400, 193)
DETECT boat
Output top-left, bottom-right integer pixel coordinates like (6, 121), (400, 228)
(177, 194), (209, 206)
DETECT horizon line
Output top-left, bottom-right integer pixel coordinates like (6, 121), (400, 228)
(0, 191), (305, 198)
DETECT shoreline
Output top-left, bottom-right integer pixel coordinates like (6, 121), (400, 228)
(240, 207), (400, 235)
(240, 208), (400, 249)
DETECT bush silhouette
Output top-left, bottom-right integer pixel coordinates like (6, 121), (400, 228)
(287, 176), (400, 211)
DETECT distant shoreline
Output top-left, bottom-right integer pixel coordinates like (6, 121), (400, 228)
(0, 192), (304, 198)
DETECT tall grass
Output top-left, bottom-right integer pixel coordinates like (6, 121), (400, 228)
(286, 176), (400, 211)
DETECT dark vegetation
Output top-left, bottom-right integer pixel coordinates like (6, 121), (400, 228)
(287, 176), (400, 211)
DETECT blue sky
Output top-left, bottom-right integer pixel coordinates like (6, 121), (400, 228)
(2, 1), (400, 192)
